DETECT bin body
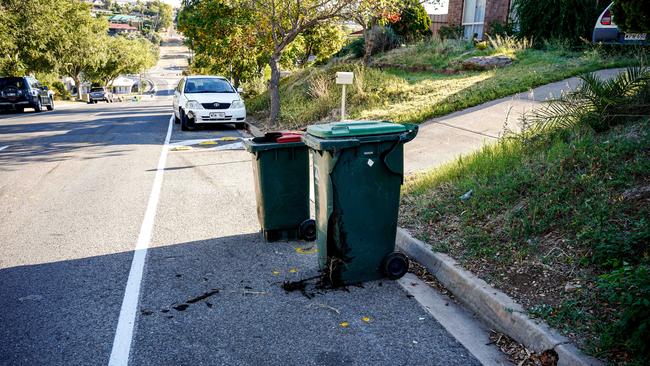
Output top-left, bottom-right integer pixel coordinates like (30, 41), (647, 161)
(303, 121), (418, 284)
(244, 139), (310, 241)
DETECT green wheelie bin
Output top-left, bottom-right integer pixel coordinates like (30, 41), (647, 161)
(244, 132), (316, 242)
(302, 121), (418, 285)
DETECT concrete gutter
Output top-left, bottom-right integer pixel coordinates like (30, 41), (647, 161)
(244, 122), (264, 137)
(396, 227), (604, 366)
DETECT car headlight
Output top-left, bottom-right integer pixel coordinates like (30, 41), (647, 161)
(231, 100), (245, 109)
(186, 100), (203, 109)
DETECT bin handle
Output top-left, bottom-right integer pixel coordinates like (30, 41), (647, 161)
(381, 139), (403, 183)
(331, 125), (350, 135)
(380, 124), (418, 183)
(400, 124), (419, 143)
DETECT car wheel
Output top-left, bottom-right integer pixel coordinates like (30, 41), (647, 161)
(180, 110), (191, 131)
(46, 97), (54, 111)
(34, 98), (43, 112)
(235, 122), (246, 130)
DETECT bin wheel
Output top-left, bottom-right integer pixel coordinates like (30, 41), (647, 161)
(382, 252), (409, 280)
(299, 219), (316, 241)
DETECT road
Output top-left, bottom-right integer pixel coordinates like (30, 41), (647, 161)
(0, 38), (488, 365)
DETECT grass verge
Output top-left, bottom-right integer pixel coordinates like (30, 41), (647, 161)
(400, 119), (649, 364)
(248, 40), (640, 130)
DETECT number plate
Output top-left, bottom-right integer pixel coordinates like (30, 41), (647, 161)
(624, 33), (646, 41)
(209, 112), (225, 118)
(6, 93), (15, 97)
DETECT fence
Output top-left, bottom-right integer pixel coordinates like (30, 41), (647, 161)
(429, 14), (449, 38)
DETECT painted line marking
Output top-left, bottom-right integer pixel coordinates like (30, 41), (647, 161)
(204, 142), (244, 151)
(0, 145), (9, 152)
(108, 114), (174, 366)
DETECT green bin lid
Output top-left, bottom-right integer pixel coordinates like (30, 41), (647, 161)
(306, 121), (407, 139)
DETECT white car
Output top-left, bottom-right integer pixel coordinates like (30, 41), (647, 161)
(172, 76), (246, 131)
(592, 3), (648, 45)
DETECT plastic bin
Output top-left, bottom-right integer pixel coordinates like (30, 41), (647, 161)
(302, 121), (418, 284)
(244, 132), (316, 242)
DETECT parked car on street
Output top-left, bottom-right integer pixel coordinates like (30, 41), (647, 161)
(88, 87), (115, 104)
(173, 76), (246, 131)
(593, 3), (648, 45)
(0, 76), (54, 113)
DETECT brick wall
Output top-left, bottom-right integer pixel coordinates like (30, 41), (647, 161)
(484, 0), (511, 33)
(447, 0), (464, 26)
(446, 0), (511, 31)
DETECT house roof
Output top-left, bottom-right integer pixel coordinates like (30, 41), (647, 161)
(111, 77), (135, 87)
(109, 23), (137, 31)
(108, 14), (142, 22)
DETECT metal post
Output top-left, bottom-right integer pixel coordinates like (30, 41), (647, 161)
(341, 84), (346, 121)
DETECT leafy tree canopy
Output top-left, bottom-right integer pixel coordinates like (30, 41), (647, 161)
(392, 0), (432, 41)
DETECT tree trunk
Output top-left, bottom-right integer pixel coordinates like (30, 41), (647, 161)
(233, 74), (240, 89)
(363, 26), (374, 66)
(268, 54), (281, 126)
(74, 75), (83, 100)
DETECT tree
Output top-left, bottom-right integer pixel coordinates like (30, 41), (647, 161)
(86, 36), (158, 87)
(241, 0), (357, 124)
(345, 0), (403, 65)
(392, 0), (432, 41)
(53, 2), (108, 99)
(513, 0), (607, 44)
(0, 5), (20, 75)
(177, 0), (266, 87)
(611, 0), (650, 33)
(144, 0), (173, 32)
(301, 22), (347, 64)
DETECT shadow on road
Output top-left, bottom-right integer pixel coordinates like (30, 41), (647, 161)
(0, 232), (480, 365)
(0, 106), (172, 167)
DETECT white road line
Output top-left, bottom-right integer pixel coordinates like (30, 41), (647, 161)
(108, 114), (174, 366)
(0, 145), (9, 152)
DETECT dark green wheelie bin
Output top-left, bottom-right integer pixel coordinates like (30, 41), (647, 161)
(302, 121), (418, 285)
(244, 132), (316, 242)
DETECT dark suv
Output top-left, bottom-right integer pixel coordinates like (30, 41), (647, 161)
(0, 76), (54, 113)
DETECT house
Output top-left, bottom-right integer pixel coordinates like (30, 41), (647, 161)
(447, 0), (513, 39)
(108, 22), (138, 35)
(108, 14), (143, 27)
(110, 77), (135, 95)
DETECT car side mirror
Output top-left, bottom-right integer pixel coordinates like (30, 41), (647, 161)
(237, 87), (244, 93)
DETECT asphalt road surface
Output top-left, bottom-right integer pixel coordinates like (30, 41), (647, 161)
(0, 39), (484, 366)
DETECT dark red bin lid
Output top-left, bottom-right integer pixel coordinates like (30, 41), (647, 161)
(276, 131), (303, 143)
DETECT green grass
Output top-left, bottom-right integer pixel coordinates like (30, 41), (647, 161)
(370, 38), (481, 69)
(400, 120), (650, 364)
(248, 40), (639, 130)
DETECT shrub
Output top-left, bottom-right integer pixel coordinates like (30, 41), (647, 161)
(370, 25), (403, 54)
(487, 34), (532, 54)
(598, 264), (650, 360)
(520, 67), (650, 135)
(513, 0), (607, 44)
(336, 37), (365, 59)
(438, 25), (462, 40)
(51, 81), (71, 100)
(611, 0), (650, 33)
(392, 0), (432, 42)
(487, 20), (516, 37)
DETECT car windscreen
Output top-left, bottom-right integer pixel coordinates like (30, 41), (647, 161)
(90, 88), (104, 92)
(0, 78), (26, 89)
(184, 78), (234, 94)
